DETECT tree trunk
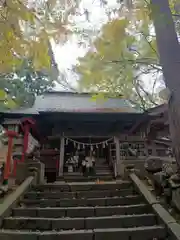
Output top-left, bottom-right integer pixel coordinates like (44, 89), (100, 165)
(150, 0), (180, 169)
(168, 95), (180, 170)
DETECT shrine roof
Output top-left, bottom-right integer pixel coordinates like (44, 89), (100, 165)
(1, 91), (142, 115)
(32, 91), (141, 113)
(147, 104), (167, 116)
(0, 107), (39, 115)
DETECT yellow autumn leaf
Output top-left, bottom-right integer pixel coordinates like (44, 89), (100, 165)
(0, 90), (7, 101)
(91, 93), (107, 103)
(5, 96), (17, 109)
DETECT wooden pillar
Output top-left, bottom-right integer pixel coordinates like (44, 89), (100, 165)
(59, 137), (65, 176)
(114, 136), (121, 176)
(151, 140), (157, 156)
(3, 130), (18, 184)
(21, 124), (30, 162)
(20, 118), (35, 162)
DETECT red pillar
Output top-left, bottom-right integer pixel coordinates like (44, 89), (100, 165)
(20, 118), (35, 163)
(3, 131), (18, 182)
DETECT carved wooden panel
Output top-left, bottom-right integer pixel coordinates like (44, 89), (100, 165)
(119, 141), (147, 160)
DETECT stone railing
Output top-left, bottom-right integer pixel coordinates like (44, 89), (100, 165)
(129, 172), (180, 240)
(0, 175), (35, 227)
(16, 160), (45, 185)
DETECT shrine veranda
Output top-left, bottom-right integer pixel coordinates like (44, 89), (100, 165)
(0, 92), (171, 179)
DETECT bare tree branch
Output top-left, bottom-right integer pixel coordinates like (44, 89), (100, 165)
(107, 59), (162, 71)
(140, 31), (159, 58)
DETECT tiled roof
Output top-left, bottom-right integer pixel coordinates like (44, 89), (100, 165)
(0, 107), (39, 115)
(33, 92), (140, 113)
(147, 104), (167, 116)
(1, 92), (141, 114)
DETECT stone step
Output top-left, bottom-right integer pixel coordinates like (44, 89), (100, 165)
(63, 173), (113, 178)
(64, 172), (113, 175)
(95, 165), (110, 168)
(63, 176), (114, 183)
(0, 225), (166, 240)
(95, 170), (112, 173)
(13, 204), (152, 218)
(3, 214), (157, 230)
(63, 173), (113, 177)
(20, 195), (144, 207)
(95, 167), (111, 170)
(95, 172), (113, 175)
(24, 189), (134, 200)
(33, 181), (131, 192)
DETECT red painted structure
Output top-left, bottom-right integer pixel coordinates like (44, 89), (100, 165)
(20, 118), (36, 163)
(3, 130), (18, 181)
(13, 118), (37, 177)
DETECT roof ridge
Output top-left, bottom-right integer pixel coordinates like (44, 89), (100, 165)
(43, 91), (123, 98)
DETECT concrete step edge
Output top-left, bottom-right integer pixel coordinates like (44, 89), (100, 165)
(26, 189), (133, 193)
(4, 213), (156, 221)
(13, 203), (150, 211)
(0, 225), (166, 234)
(21, 195), (142, 202)
(36, 181), (131, 187)
(25, 189), (134, 196)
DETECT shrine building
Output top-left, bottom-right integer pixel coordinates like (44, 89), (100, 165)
(0, 91), (170, 182)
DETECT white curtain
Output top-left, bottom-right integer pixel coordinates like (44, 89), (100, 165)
(26, 133), (39, 154)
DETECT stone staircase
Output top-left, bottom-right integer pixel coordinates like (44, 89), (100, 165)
(95, 160), (113, 176)
(0, 180), (168, 240)
(62, 158), (114, 182)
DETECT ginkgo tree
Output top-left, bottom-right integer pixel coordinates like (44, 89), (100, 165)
(75, 0), (180, 110)
(76, 0), (180, 169)
(0, 89), (17, 110)
(75, 16), (161, 110)
(119, 0), (180, 170)
(0, 0), (79, 72)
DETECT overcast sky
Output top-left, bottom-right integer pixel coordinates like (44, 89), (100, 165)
(51, 0), (164, 94)
(52, 0), (119, 89)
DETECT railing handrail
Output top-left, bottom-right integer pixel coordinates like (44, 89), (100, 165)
(0, 176), (34, 219)
(129, 172), (180, 240)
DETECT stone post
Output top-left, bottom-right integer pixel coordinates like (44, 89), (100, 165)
(114, 136), (122, 177)
(15, 160), (45, 185)
(59, 137), (65, 176)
